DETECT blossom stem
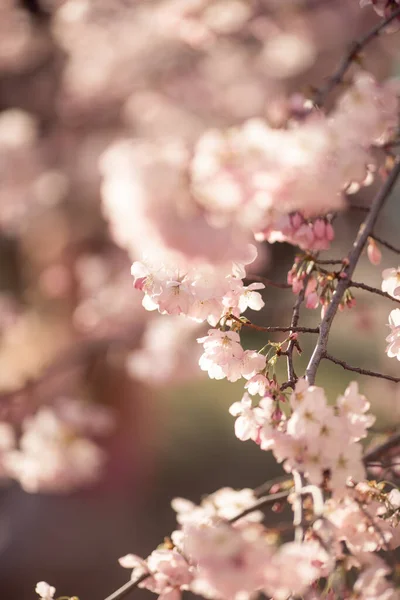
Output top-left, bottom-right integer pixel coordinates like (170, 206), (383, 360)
(349, 280), (400, 305)
(322, 352), (400, 384)
(285, 278), (311, 388)
(228, 314), (319, 334)
(305, 158), (400, 385)
(104, 573), (149, 600)
(245, 275), (291, 289)
(363, 431), (400, 463)
(313, 6), (400, 106)
(229, 490), (292, 523)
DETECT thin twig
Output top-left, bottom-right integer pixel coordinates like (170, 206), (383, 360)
(229, 490), (292, 523)
(228, 314), (319, 334)
(104, 574), (149, 600)
(371, 234), (400, 255)
(363, 432), (400, 463)
(349, 204), (370, 213)
(315, 259), (345, 265)
(306, 158), (400, 385)
(313, 6), (400, 106)
(350, 281), (400, 305)
(323, 352), (400, 383)
(245, 275), (291, 289)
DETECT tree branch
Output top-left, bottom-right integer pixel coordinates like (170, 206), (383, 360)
(363, 432), (400, 463)
(284, 283), (310, 388)
(313, 6), (400, 106)
(245, 275), (291, 289)
(104, 574), (149, 600)
(323, 352), (400, 383)
(305, 158), (400, 385)
(228, 314), (319, 334)
(350, 280), (400, 305)
(229, 490), (292, 523)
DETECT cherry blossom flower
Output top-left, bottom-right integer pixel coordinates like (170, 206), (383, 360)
(385, 308), (400, 360)
(263, 541), (332, 600)
(183, 519), (273, 600)
(4, 403), (108, 493)
(382, 267), (400, 298)
(172, 486), (263, 525)
(120, 549), (193, 600)
(35, 582), (55, 600)
(198, 329), (266, 382)
(229, 393), (261, 441)
(244, 373), (271, 396)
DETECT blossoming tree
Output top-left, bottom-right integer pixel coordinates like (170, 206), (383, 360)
(3, 0), (399, 599)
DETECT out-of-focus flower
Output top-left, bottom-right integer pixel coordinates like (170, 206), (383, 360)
(35, 582), (56, 600)
(4, 399), (114, 493)
(382, 267), (400, 298)
(385, 308), (400, 360)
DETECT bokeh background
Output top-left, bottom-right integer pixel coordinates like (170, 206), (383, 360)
(0, 1), (399, 598)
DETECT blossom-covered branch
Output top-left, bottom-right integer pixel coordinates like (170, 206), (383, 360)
(306, 158), (400, 385)
(313, 4), (400, 106)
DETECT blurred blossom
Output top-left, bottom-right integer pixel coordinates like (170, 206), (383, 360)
(3, 398), (115, 493)
(74, 253), (144, 335)
(126, 316), (203, 386)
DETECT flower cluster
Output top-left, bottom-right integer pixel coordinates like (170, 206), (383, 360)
(118, 477), (399, 600)
(288, 256), (356, 315)
(230, 380), (375, 494)
(131, 257), (264, 326)
(197, 329), (266, 382)
(382, 268), (400, 359)
(120, 490), (332, 600)
(191, 72), (398, 242)
(2, 398), (114, 493)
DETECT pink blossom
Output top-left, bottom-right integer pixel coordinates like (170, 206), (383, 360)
(4, 404), (107, 493)
(35, 582), (56, 600)
(172, 486), (263, 525)
(382, 267), (400, 298)
(229, 393), (261, 441)
(183, 520), (273, 600)
(367, 238), (382, 265)
(244, 373), (271, 396)
(386, 308), (400, 360)
(120, 549), (193, 600)
(263, 541), (332, 600)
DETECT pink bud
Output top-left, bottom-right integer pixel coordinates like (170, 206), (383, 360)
(291, 212), (303, 230)
(306, 291), (320, 309)
(313, 218), (325, 239)
(367, 238), (382, 266)
(326, 223), (335, 241)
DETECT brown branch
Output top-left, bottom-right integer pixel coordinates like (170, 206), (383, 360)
(349, 204), (370, 213)
(245, 275), (291, 290)
(229, 490), (292, 523)
(371, 234), (400, 255)
(284, 282), (310, 388)
(363, 432), (400, 464)
(350, 281), (400, 305)
(228, 314), (319, 334)
(315, 259), (345, 265)
(313, 6), (400, 107)
(323, 352), (400, 384)
(306, 158), (400, 385)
